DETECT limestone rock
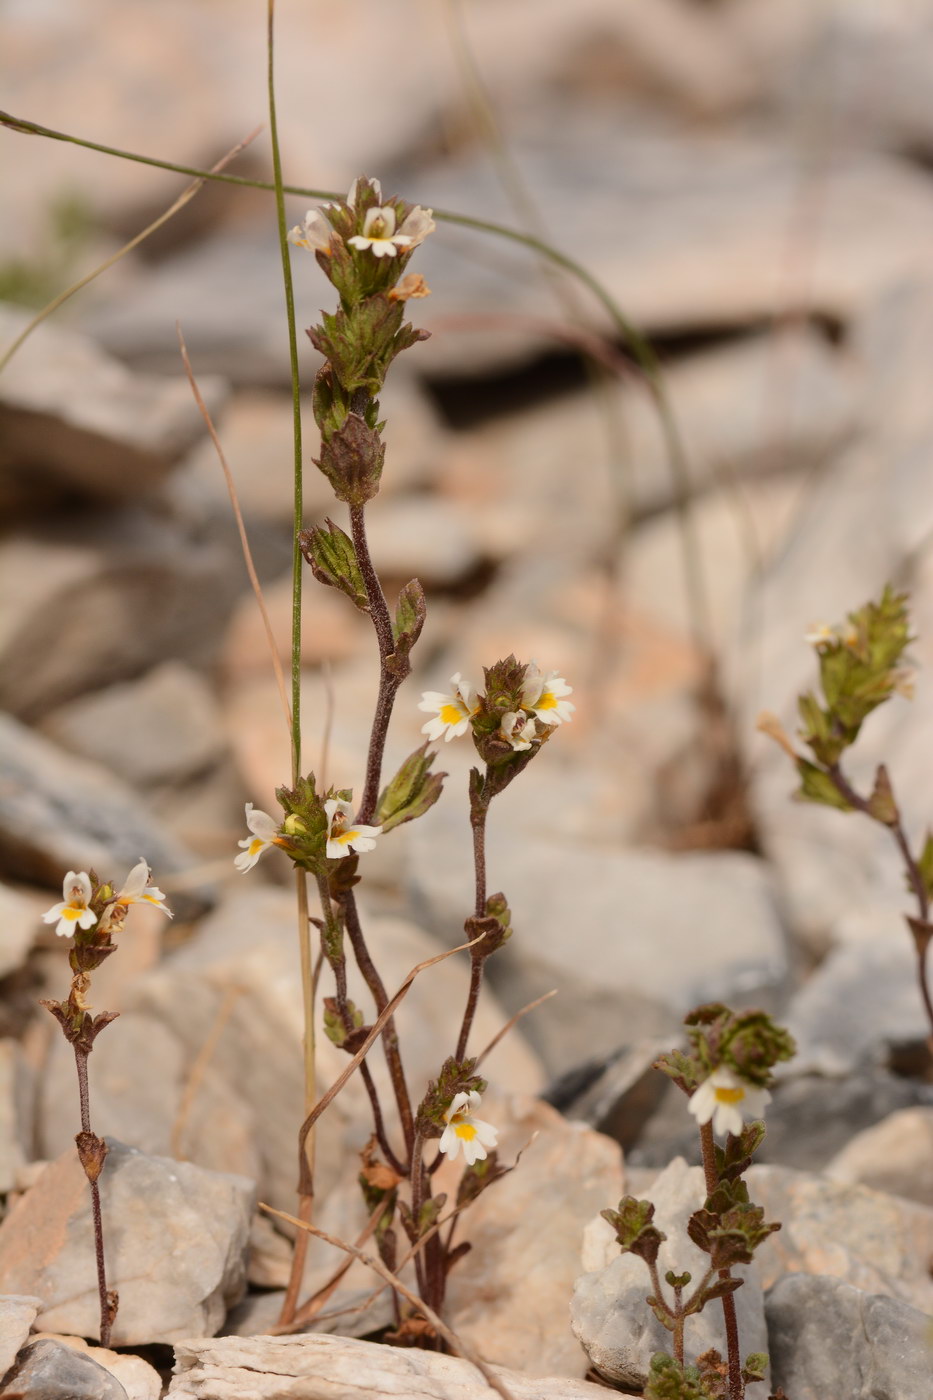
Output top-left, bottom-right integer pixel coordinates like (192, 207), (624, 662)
(0, 1140), (254, 1345)
(0, 513), (239, 721)
(0, 1337), (129, 1400)
(825, 1107), (933, 1208)
(0, 305), (227, 503)
(747, 1163), (933, 1314)
(784, 940), (931, 1075)
(0, 1294), (42, 1378)
(408, 817), (788, 1071)
(766, 1273), (933, 1400)
(0, 1040), (34, 1195)
(39, 662), (226, 790)
(446, 1096), (624, 1378)
(37, 1012), (260, 1185)
(167, 1332), (616, 1400)
(30, 1335), (161, 1400)
(571, 1157), (768, 1390)
(0, 713), (212, 922)
(0, 881), (44, 980)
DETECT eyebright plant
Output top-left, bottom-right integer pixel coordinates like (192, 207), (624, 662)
(40, 858), (172, 1347)
(758, 585), (933, 1044)
(599, 1004), (794, 1400)
(238, 176), (575, 1336)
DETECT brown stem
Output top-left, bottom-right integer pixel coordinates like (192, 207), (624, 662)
(454, 786), (491, 1062)
(73, 1047), (114, 1347)
(343, 890), (414, 1158)
(828, 761), (933, 1042)
(699, 1121), (743, 1400)
(455, 958), (484, 1064)
(278, 1192), (314, 1326)
(672, 1284), (684, 1366)
(409, 1122), (429, 1300)
(349, 502), (405, 824)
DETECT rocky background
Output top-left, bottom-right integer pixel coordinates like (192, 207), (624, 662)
(2, 1), (933, 1397)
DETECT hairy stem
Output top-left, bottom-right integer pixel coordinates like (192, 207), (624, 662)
(349, 502), (404, 824)
(828, 761), (933, 1042)
(699, 1121), (743, 1400)
(73, 1048), (113, 1347)
(343, 890), (414, 1159)
(454, 784), (491, 1062)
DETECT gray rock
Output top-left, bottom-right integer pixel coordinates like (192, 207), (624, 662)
(0, 882), (44, 980)
(747, 1163), (933, 1315)
(0, 1294), (42, 1378)
(826, 1107), (933, 1208)
(547, 1039), (673, 1152)
(39, 662), (226, 789)
(0, 512), (239, 721)
(362, 495), (484, 589)
(168, 1332), (616, 1400)
(766, 1273), (933, 1400)
(0, 1041), (34, 1195)
(785, 940), (931, 1075)
(0, 713), (212, 922)
(0, 305), (227, 503)
(0, 1337), (128, 1400)
(408, 816), (789, 1072)
(0, 1140), (254, 1345)
(571, 1157), (768, 1390)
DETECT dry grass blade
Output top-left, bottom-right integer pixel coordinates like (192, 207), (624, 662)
(259, 1204), (518, 1400)
(0, 126), (262, 374)
(474, 989), (557, 1070)
(297, 933), (486, 1158)
(176, 324), (292, 736)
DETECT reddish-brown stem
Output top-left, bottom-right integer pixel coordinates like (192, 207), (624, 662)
(278, 1192), (314, 1325)
(699, 1121), (743, 1400)
(349, 501), (404, 825)
(343, 890), (414, 1158)
(828, 761), (933, 1042)
(73, 1047), (113, 1347)
(454, 787), (491, 1062)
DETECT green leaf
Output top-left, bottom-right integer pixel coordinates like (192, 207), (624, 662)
(866, 764), (898, 825)
(376, 742), (446, 834)
(299, 519), (369, 610)
(794, 759), (853, 812)
(916, 831), (933, 902)
(600, 1196), (666, 1266)
(390, 578), (426, 672)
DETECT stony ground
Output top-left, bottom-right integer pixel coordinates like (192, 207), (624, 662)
(2, 2), (933, 1398)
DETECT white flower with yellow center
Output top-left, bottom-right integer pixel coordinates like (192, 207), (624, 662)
(287, 208), (334, 255)
(438, 1090), (498, 1167)
(235, 804), (282, 873)
(803, 621), (836, 648)
(418, 673), (478, 742)
(500, 710), (538, 752)
(521, 663), (575, 725)
(113, 858), (173, 917)
(324, 798), (382, 860)
(42, 871), (97, 939)
(348, 204), (435, 258)
(687, 1065), (771, 1139)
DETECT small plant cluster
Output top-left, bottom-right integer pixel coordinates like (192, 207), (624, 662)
(600, 1004), (795, 1400)
(234, 177), (576, 1334)
(759, 585), (933, 1043)
(39, 860), (172, 1345)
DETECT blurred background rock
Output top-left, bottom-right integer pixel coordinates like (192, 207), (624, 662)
(3, 0), (933, 1375)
